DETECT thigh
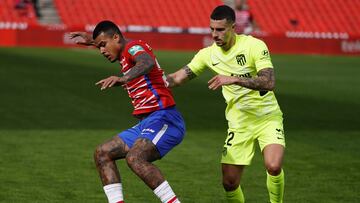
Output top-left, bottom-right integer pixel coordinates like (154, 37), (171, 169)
(119, 120), (183, 158)
(263, 144), (285, 169)
(141, 120), (185, 157)
(256, 116), (286, 152)
(222, 164), (245, 179)
(221, 129), (256, 166)
(118, 123), (142, 149)
(98, 135), (130, 160)
(128, 138), (161, 162)
(139, 108), (185, 157)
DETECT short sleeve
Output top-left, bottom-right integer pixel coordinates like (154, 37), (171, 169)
(187, 48), (209, 76)
(128, 44), (147, 60)
(250, 39), (273, 72)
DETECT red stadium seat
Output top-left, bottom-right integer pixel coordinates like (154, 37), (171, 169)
(0, 0), (38, 25)
(53, 0), (222, 28)
(4, 0), (357, 38)
(248, 0), (360, 36)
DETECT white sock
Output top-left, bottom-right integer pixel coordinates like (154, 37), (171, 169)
(103, 183), (124, 203)
(154, 181), (180, 203)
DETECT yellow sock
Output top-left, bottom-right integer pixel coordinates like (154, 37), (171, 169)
(225, 186), (245, 203)
(267, 169), (285, 203)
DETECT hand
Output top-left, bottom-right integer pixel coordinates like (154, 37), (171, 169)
(69, 32), (95, 46)
(208, 75), (239, 90)
(95, 76), (127, 90)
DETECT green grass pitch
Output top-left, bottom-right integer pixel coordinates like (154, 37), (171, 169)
(0, 47), (359, 202)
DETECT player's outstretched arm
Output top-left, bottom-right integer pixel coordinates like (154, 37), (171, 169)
(208, 68), (275, 91)
(236, 67), (275, 90)
(95, 76), (123, 90)
(95, 53), (156, 90)
(69, 32), (96, 46)
(166, 66), (196, 88)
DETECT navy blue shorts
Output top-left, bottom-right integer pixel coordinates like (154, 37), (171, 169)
(118, 107), (185, 157)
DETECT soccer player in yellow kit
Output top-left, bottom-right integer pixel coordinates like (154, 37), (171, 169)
(166, 5), (285, 203)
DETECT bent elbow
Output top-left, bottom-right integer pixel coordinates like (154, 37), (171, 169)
(267, 81), (275, 91)
(267, 84), (275, 91)
(261, 80), (275, 91)
(146, 61), (156, 73)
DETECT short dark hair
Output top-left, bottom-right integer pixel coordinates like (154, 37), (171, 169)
(92, 20), (122, 39)
(210, 5), (235, 23)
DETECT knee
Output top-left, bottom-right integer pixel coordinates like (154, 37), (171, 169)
(94, 144), (110, 163)
(125, 151), (141, 168)
(266, 162), (282, 176)
(223, 176), (240, 191)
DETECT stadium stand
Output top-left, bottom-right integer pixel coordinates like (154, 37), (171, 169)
(0, 0), (38, 26)
(2, 0), (358, 37)
(54, 0), (222, 29)
(248, 0), (360, 37)
(1, 0), (359, 54)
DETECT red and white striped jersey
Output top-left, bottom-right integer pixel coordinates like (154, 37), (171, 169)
(119, 40), (175, 116)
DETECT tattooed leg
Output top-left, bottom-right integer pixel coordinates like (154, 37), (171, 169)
(94, 136), (130, 185)
(125, 138), (163, 190)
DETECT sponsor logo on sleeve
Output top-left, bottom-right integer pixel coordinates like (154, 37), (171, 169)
(128, 45), (145, 56)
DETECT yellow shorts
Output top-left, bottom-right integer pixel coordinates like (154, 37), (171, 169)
(221, 116), (285, 165)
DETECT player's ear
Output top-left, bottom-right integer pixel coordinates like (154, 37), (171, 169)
(113, 34), (120, 42)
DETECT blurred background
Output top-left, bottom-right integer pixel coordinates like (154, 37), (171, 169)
(1, 0), (360, 54)
(0, 0), (359, 202)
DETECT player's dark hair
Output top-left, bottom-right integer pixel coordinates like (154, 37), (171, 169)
(210, 5), (235, 24)
(92, 20), (123, 39)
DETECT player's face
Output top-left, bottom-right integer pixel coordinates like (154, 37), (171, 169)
(94, 32), (122, 63)
(210, 19), (235, 48)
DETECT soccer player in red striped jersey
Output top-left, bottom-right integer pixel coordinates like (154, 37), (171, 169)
(70, 20), (184, 203)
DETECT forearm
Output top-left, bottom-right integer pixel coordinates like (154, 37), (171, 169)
(69, 32), (96, 46)
(166, 73), (187, 88)
(166, 66), (195, 88)
(235, 76), (274, 91)
(234, 68), (275, 91)
(123, 53), (155, 82)
(123, 63), (153, 82)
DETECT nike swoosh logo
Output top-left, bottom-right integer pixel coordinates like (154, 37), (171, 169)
(212, 62), (220, 66)
(277, 137), (283, 140)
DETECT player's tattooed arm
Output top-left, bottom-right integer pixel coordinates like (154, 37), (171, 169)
(122, 52), (155, 82)
(166, 66), (196, 88)
(236, 68), (275, 90)
(208, 68), (275, 91)
(95, 53), (154, 90)
(69, 32), (96, 46)
(183, 66), (197, 80)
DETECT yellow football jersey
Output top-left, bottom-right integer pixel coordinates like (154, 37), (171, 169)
(188, 34), (283, 129)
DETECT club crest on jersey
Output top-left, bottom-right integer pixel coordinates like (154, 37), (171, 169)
(128, 45), (145, 56)
(236, 54), (246, 66)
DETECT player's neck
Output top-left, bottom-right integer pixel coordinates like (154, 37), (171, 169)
(119, 38), (128, 54)
(221, 34), (236, 52)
